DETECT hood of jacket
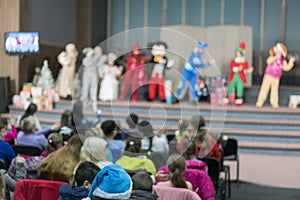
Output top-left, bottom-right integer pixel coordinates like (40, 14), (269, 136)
(129, 190), (158, 200)
(59, 184), (89, 200)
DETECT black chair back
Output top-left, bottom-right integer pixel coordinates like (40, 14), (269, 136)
(125, 169), (151, 177)
(222, 138), (238, 159)
(13, 145), (43, 156)
(198, 157), (221, 187)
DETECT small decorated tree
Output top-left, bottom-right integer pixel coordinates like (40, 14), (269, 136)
(37, 60), (54, 89)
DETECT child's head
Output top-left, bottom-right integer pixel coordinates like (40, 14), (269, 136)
(181, 140), (196, 160)
(124, 137), (142, 155)
(167, 154), (188, 189)
(126, 113), (139, 129)
(20, 115), (36, 134)
(60, 110), (72, 127)
(132, 173), (153, 192)
(101, 120), (117, 139)
(75, 161), (100, 190)
(178, 119), (189, 131)
(88, 164), (132, 199)
(190, 115), (205, 131)
(80, 137), (107, 163)
(46, 132), (63, 155)
(24, 103), (38, 116)
(137, 121), (153, 137)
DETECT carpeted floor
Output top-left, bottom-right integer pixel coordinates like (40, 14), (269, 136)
(229, 181), (300, 200)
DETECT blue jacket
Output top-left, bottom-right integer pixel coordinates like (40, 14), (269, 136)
(0, 139), (16, 166)
(185, 51), (210, 73)
(59, 184), (89, 200)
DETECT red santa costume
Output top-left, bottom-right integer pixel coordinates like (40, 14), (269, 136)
(118, 44), (148, 102)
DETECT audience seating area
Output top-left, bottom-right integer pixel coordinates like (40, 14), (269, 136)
(0, 86), (300, 200)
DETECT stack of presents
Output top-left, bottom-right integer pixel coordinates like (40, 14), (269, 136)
(198, 75), (235, 106)
(13, 83), (59, 110)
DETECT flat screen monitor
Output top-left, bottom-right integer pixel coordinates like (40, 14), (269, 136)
(4, 32), (40, 54)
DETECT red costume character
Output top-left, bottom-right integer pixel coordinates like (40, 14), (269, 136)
(225, 42), (253, 105)
(118, 44), (148, 102)
(148, 42), (173, 101)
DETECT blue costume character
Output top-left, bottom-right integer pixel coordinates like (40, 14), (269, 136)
(174, 41), (212, 104)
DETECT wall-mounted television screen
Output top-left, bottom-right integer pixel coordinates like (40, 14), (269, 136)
(4, 32), (40, 54)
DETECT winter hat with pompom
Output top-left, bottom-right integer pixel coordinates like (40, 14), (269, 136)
(83, 164), (132, 200)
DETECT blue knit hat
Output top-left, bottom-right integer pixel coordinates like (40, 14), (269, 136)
(84, 164), (132, 200)
(197, 41), (208, 50)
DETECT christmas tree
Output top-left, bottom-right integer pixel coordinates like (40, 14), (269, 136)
(37, 60), (54, 89)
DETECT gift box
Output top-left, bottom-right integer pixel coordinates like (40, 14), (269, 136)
(31, 87), (43, 97)
(22, 83), (34, 92)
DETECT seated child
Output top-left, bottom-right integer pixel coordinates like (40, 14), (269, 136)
(59, 161), (100, 200)
(129, 173), (158, 200)
(156, 154), (193, 190)
(83, 164), (132, 200)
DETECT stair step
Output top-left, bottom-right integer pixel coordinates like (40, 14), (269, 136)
(239, 141), (300, 151)
(8, 105), (300, 127)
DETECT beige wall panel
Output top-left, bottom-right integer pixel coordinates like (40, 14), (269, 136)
(161, 25), (253, 87)
(0, 0), (22, 93)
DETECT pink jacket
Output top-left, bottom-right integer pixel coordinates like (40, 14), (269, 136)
(265, 58), (284, 79)
(154, 185), (201, 200)
(156, 160), (215, 200)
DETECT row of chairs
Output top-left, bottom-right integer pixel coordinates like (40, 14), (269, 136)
(13, 179), (202, 200)
(197, 137), (239, 199)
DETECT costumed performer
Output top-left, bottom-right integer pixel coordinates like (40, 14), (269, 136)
(81, 46), (106, 116)
(148, 41), (174, 102)
(57, 43), (78, 100)
(118, 44), (149, 102)
(173, 41), (214, 104)
(98, 53), (123, 101)
(256, 43), (295, 108)
(224, 42), (253, 106)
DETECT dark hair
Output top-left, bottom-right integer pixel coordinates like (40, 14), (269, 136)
(0, 118), (8, 127)
(137, 121), (153, 152)
(124, 137), (141, 155)
(190, 115), (205, 131)
(195, 130), (207, 143)
(75, 161), (100, 187)
(61, 110), (72, 127)
(167, 154), (188, 189)
(0, 120), (5, 131)
(132, 173), (153, 192)
(181, 140), (196, 160)
(126, 113), (139, 129)
(20, 103), (38, 122)
(46, 133), (63, 156)
(101, 120), (117, 138)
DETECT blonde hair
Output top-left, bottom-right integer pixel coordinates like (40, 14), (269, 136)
(80, 137), (107, 164)
(21, 115), (36, 134)
(37, 135), (83, 184)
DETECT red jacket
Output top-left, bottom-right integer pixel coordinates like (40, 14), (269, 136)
(196, 137), (222, 161)
(14, 179), (67, 200)
(228, 59), (248, 84)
